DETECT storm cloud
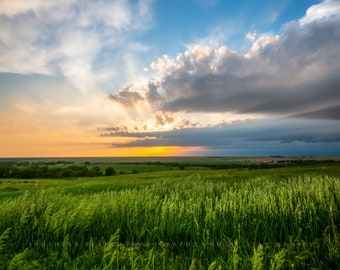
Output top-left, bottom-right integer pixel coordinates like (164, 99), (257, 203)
(110, 0), (340, 120)
(101, 118), (340, 155)
(162, 15), (340, 118)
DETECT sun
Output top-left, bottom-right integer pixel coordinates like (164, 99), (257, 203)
(134, 146), (180, 156)
(148, 146), (173, 156)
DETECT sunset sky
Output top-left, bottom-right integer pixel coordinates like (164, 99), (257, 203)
(1, 0), (340, 157)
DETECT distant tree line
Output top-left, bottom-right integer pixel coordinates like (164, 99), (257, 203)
(0, 165), (117, 179)
(0, 160), (75, 166)
(117, 159), (340, 170)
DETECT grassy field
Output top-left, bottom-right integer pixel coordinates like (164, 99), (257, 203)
(0, 158), (339, 269)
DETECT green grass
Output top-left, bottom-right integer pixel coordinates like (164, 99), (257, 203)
(0, 165), (339, 269)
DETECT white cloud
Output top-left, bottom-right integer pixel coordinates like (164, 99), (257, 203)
(245, 34), (279, 58)
(82, 1), (131, 29)
(245, 31), (257, 42)
(151, 55), (177, 73)
(0, 0), (73, 17)
(0, 0), (154, 93)
(57, 29), (101, 93)
(300, 0), (340, 25)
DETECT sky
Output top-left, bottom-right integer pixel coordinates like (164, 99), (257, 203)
(0, 0), (340, 157)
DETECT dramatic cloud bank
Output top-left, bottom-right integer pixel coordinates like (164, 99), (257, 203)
(99, 117), (340, 156)
(111, 0), (340, 120)
(102, 0), (340, 154)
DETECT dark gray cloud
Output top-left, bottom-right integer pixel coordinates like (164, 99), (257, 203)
(146, 81), (163, 104)
(108, 84), (144, 108)
(101, 118), (340, 147)
(108, 81), (163, 109)
(292, 105), (340, 120)
(100, 118), (340, 155)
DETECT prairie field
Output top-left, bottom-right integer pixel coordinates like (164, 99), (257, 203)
(0, 158), (339, 269)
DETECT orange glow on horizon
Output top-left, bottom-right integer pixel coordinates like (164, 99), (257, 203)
(0, 113), (207, 157)
(72, 146), (206, 158)
(0, 139), (206, 157)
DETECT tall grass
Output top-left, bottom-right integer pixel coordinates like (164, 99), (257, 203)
(0, 173), (339, 269)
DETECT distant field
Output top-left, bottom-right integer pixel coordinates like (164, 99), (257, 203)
(1, 156), (340, 176)
(0, 158), (339, 269)
(2, 155), (340, 164)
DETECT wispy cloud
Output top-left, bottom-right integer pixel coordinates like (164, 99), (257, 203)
(0, 0), (154, 93)
(270, 10), (279, 24)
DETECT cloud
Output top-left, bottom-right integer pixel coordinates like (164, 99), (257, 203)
(104, 0), (340, 155)
(162, 14), (340, 117)
(270, 10), (279, 24)
(0, 0), (71, 17)
(292, 105), (340, 120)
(110, 0), (340, 121)
(154, 111), (175, 127)
(99, 125), (130, 136)
(245, 31), (257, 42)
(0, 0), (154, 92)
(99, 118), (340, 155)
(300, 0), (340, 25)
(108, 84), (144, 108)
